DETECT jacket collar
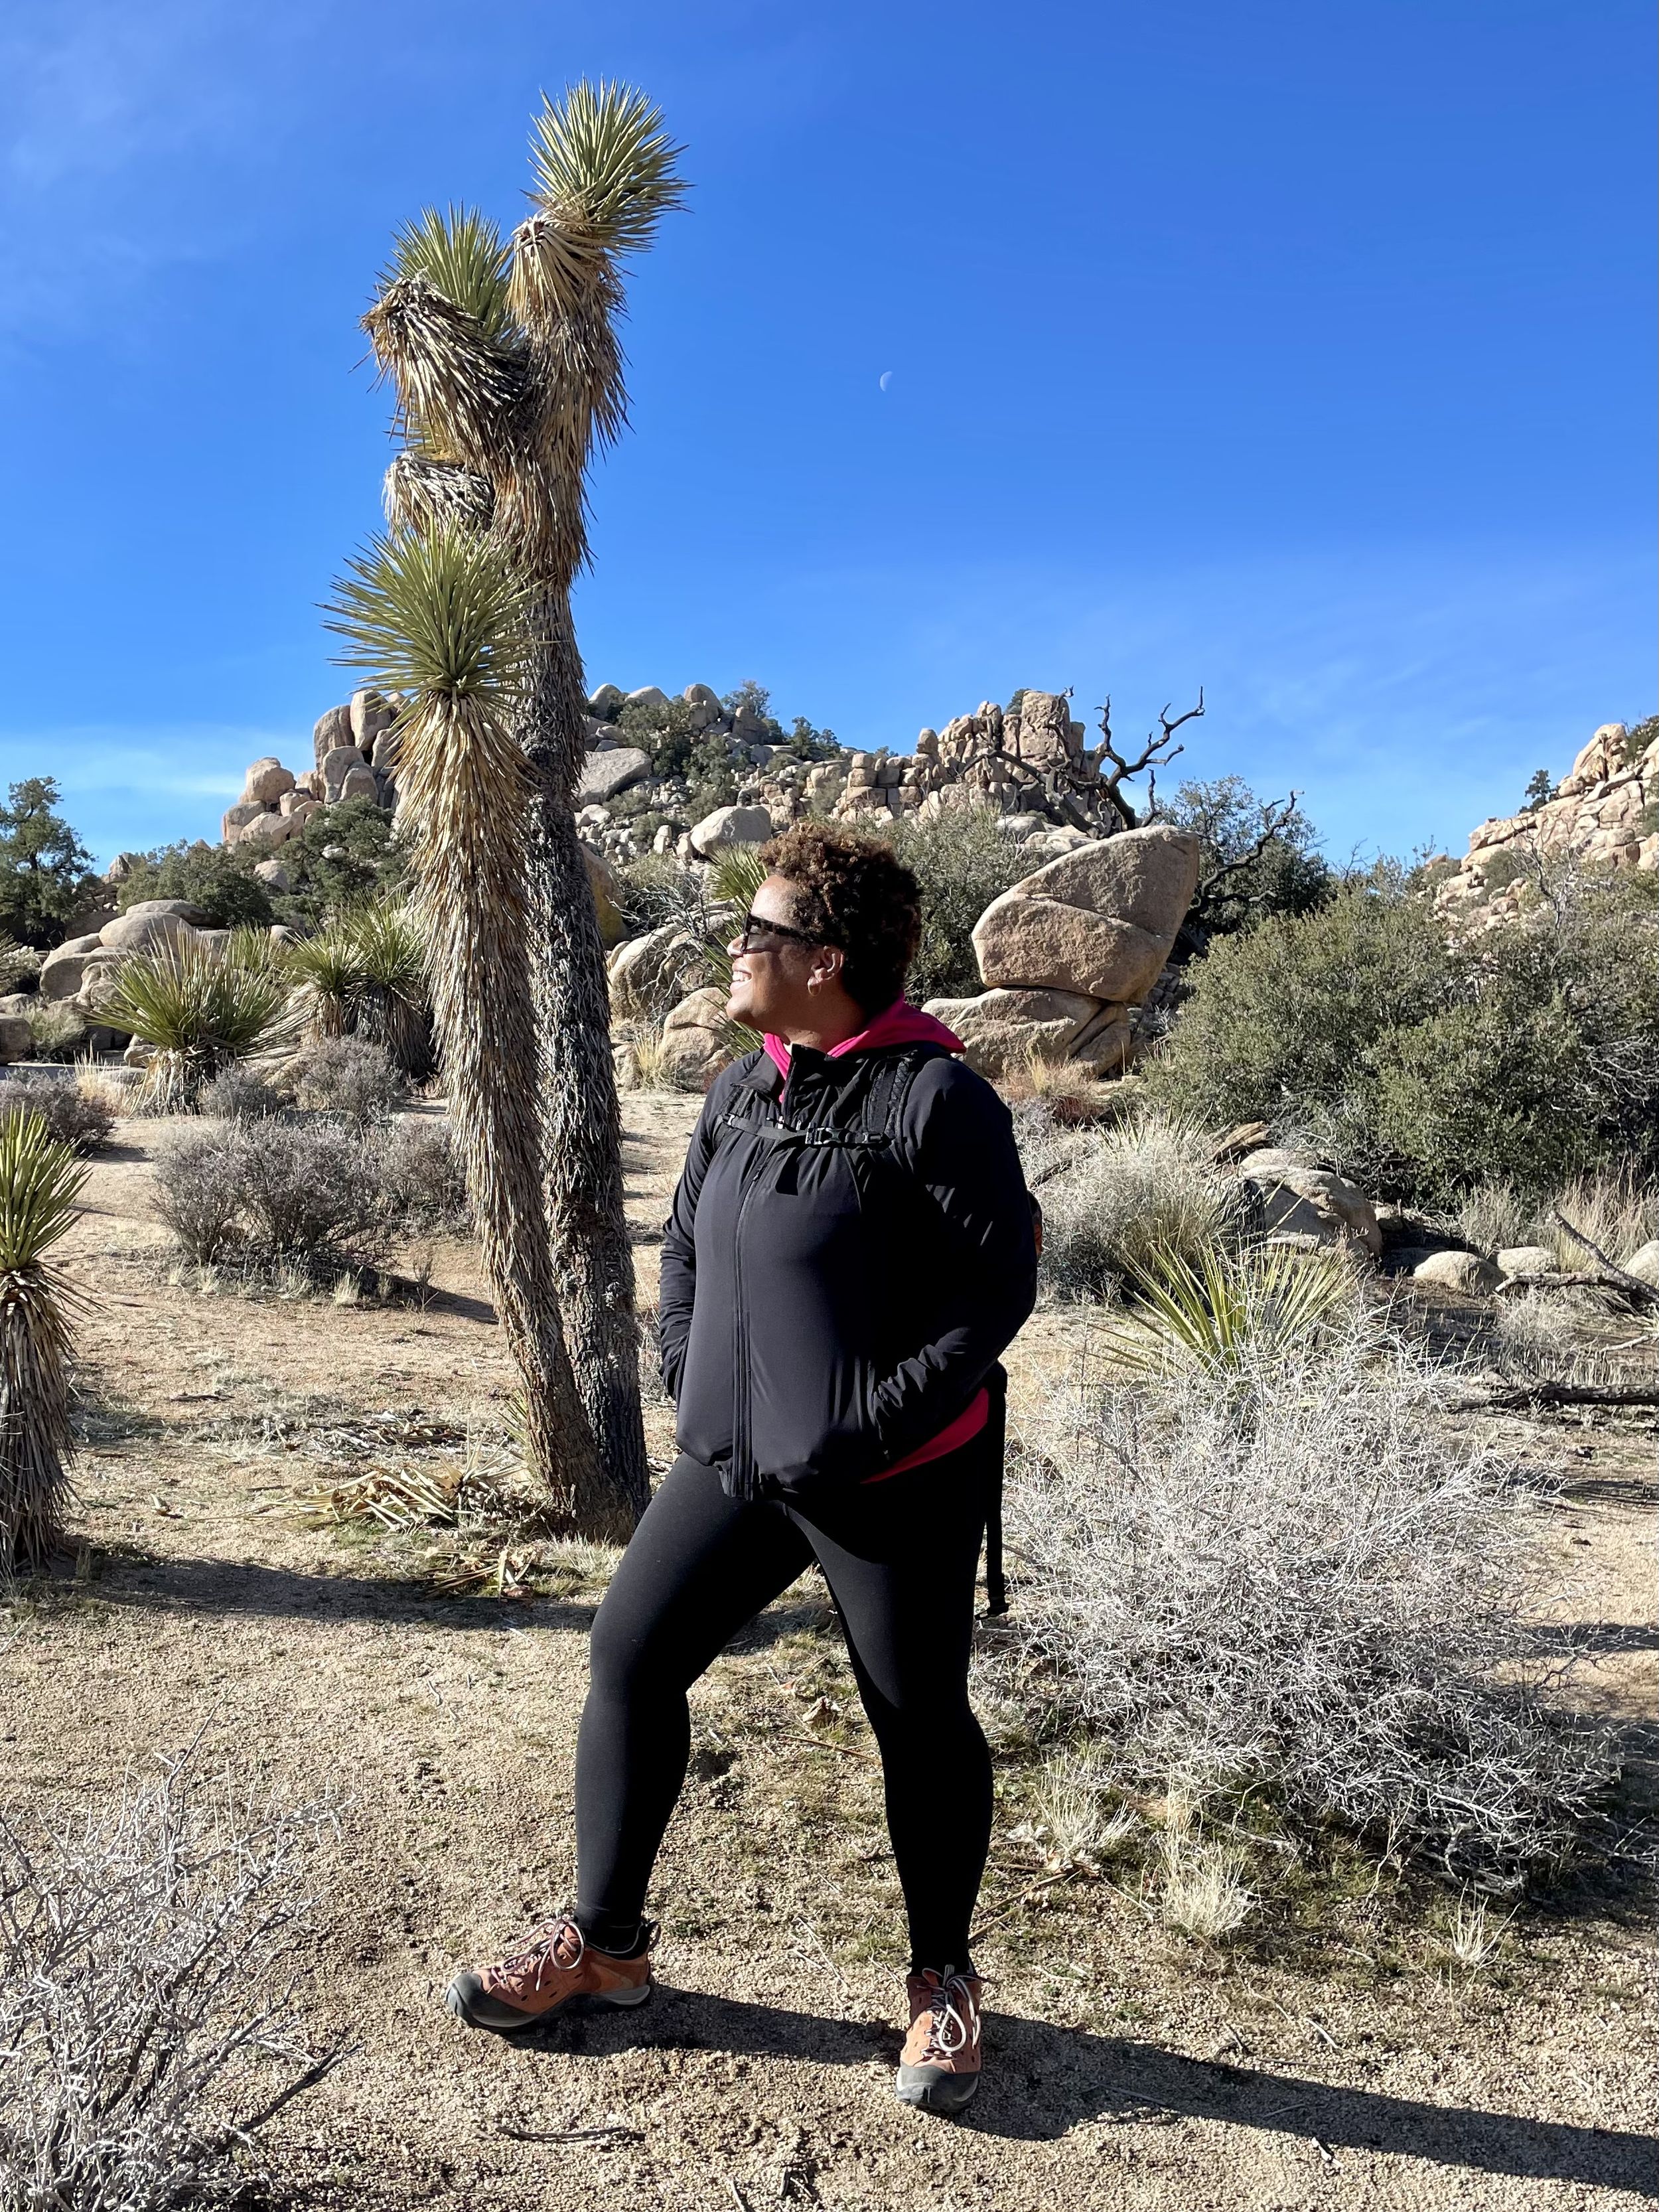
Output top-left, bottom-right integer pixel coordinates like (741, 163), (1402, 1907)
(760, 999), (964, 1082)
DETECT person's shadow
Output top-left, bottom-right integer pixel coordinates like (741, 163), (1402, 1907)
(498, 1984), (1657, 2195)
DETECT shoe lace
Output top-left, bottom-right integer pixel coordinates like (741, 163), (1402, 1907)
(916, 1968), (980, 2061)
(500, 1915), (583, 1988)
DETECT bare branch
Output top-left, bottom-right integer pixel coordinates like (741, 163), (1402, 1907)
(1092, 690), (1204, 831)
(1551, 1211), (1659, 1306)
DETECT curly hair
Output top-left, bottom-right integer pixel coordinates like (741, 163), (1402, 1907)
(758, 823), (922, 1013)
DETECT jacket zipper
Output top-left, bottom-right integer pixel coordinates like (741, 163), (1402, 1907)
(728, 1111), (775, 1500)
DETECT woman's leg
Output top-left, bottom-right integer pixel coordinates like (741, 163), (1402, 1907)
(794, 1442), (994, 1971)
(575, 1454), (812, 1950)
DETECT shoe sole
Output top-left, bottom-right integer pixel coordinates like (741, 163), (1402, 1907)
(445, 1971), (653, 2035)
(895, 2065), (980, 2114)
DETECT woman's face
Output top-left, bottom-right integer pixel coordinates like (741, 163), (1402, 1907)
(725, 872), (843, 1031)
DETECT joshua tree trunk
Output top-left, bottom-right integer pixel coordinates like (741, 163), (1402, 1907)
(522, 596), (650, 1520)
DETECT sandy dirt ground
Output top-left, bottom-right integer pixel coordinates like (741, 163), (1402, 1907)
(3, 1095), (1655, 2211)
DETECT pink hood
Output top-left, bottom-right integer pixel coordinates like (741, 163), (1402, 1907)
(762, 999), (966, 1080)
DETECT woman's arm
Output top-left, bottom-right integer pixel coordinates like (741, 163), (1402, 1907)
(868, 1060), (1039, 1462)
(656, 1060), (749, 1400)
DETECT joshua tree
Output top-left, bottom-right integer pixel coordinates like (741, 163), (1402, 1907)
(361, 86), (685, 1524)
(0, 1110), (86, 1575)
(329, 526), (624, 1536)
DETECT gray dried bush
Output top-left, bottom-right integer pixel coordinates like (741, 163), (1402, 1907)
(151, 1126), (248, 1263)
(0, 1752), (344, 2212)
(994, 1319), (1619, 1880)
(0, 1073), (115, 1155)
(196, 1064), (285, 1120)
(1015, 1101), (1232, 1301)
(290, 1035), (409, 1129)
(372, 1114), (470, 1234)
(153, 1120), (386, 1272)
(237, 1118), (382, 1264)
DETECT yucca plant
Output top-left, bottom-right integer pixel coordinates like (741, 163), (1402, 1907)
(346, 901), (433, 1078)
(0, 1112), (86, 1574)
(284, 922), (360, 1038)
(98, 932), (300, 1111)
(328, 522), (618, 1536)
(1104, 1240), (1358, 1378)
(0, 931), (36, 994)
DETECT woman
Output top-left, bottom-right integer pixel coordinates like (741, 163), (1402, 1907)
(447, 824), (1037, 2113)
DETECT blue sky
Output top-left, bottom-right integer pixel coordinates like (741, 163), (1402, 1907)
(1, 0), (1652, 867)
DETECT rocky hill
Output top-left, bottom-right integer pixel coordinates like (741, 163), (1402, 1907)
(1433, 718), (1658, 926)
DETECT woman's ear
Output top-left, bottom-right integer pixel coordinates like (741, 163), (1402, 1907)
(806, 944), (844, 995)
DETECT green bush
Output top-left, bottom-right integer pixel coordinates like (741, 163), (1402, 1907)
(1153, 776), (1332, 944)
(1147, 866), (1659, 1203)
(116, 841), (273, 929)
(267, 800), (410, 930)
(885, 808), (1045, 1003)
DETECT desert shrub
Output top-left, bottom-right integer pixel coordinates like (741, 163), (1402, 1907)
(115, 840), (273, 929)
(1016, 1102), (1230, 1299)
(0, 1071), (115, 1154)
(1148, 867), (1659, 1204)
(197, 1064), (285, 1120)
(151, 1126), (251, 1262)
(25, 1002), (87, 1061)
(238, 1118), (380, 1262)
(996, 1322), (1618, 1878)
(286, 905), (432, 1076)
(372, 1114), (470, 1232)
(0, 933), (36, 994)
(1104, 1240), (1359, 1377)
(153, 1119), (384, 1270)
(290, 1035), (408, 1129)
(886, 808), (1045, 1003)
(0, 1750), (342, 2212)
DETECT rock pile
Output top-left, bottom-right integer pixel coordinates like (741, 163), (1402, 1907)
(0, 899), (221, 1058)
(218, 690), (404, 893)
(1434, 719), (1658, 926)
(922, 826), (1202, 1077)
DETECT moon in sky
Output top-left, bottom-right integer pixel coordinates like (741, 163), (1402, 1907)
(879, 370), (893, 392)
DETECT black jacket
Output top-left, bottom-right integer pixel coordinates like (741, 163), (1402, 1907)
(658, 1039), (1038, 1501)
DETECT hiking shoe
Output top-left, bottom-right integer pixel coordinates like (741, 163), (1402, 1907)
(446, 1914), (654, 2034)
(895, 1966), (983, 2113)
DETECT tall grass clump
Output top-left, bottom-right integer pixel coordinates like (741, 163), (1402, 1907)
(98, 932), (299, 1112)
(1016, 1102), (1231, 1300)
(0, 1113), (85, 1576)
(0, 1751), (344, 2212)
(996, 1313), (1618, 1880)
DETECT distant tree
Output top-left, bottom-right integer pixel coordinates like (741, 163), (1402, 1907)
(0, 780), (98, 948)
(117, 840), (274, 929)
(1153, 775), (1333, 952)
(1522, 769), (1555, 812)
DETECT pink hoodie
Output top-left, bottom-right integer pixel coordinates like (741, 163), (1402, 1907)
(760, 997), (966, 1081)
(762, 1000), (988, 1479)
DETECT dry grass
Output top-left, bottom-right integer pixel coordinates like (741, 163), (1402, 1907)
(1457, 1171), (1659, 1270)
(1157, 1803), (1257, 1941)
(1445, 1891), (1514, 1976)
(1016, 1104), (1232, 1300)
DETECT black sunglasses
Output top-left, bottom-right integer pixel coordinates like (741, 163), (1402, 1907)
(733, 909), (820, 953)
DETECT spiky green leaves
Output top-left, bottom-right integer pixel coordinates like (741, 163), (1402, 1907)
(386, 206), (514, 344)
(0, 1110), (86, 1274)
(528, 82), (686, 260)
(328, 524), (530, 712)
(98, 933), (300, 1090)
(1104, 1242), (1359, 1378)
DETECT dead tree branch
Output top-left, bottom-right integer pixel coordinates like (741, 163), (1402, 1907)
(1551, 1212), (1659, 1307)
(1094, 690), (1204, 830)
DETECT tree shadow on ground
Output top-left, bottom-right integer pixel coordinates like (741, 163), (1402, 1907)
(74, 1553), (831, 1653)
(506, 1986), (1658, 2192)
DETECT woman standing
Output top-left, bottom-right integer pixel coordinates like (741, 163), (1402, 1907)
(449, 825), (1038, 2112)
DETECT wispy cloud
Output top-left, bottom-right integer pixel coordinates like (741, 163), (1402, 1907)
(0, 0), (326, 339)
(0, 721), (294, 861)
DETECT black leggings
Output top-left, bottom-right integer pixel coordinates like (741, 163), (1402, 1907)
(574, 1439), (994, 1972)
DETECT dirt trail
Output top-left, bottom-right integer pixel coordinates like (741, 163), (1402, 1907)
(3, 1099), (1654, 2211)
